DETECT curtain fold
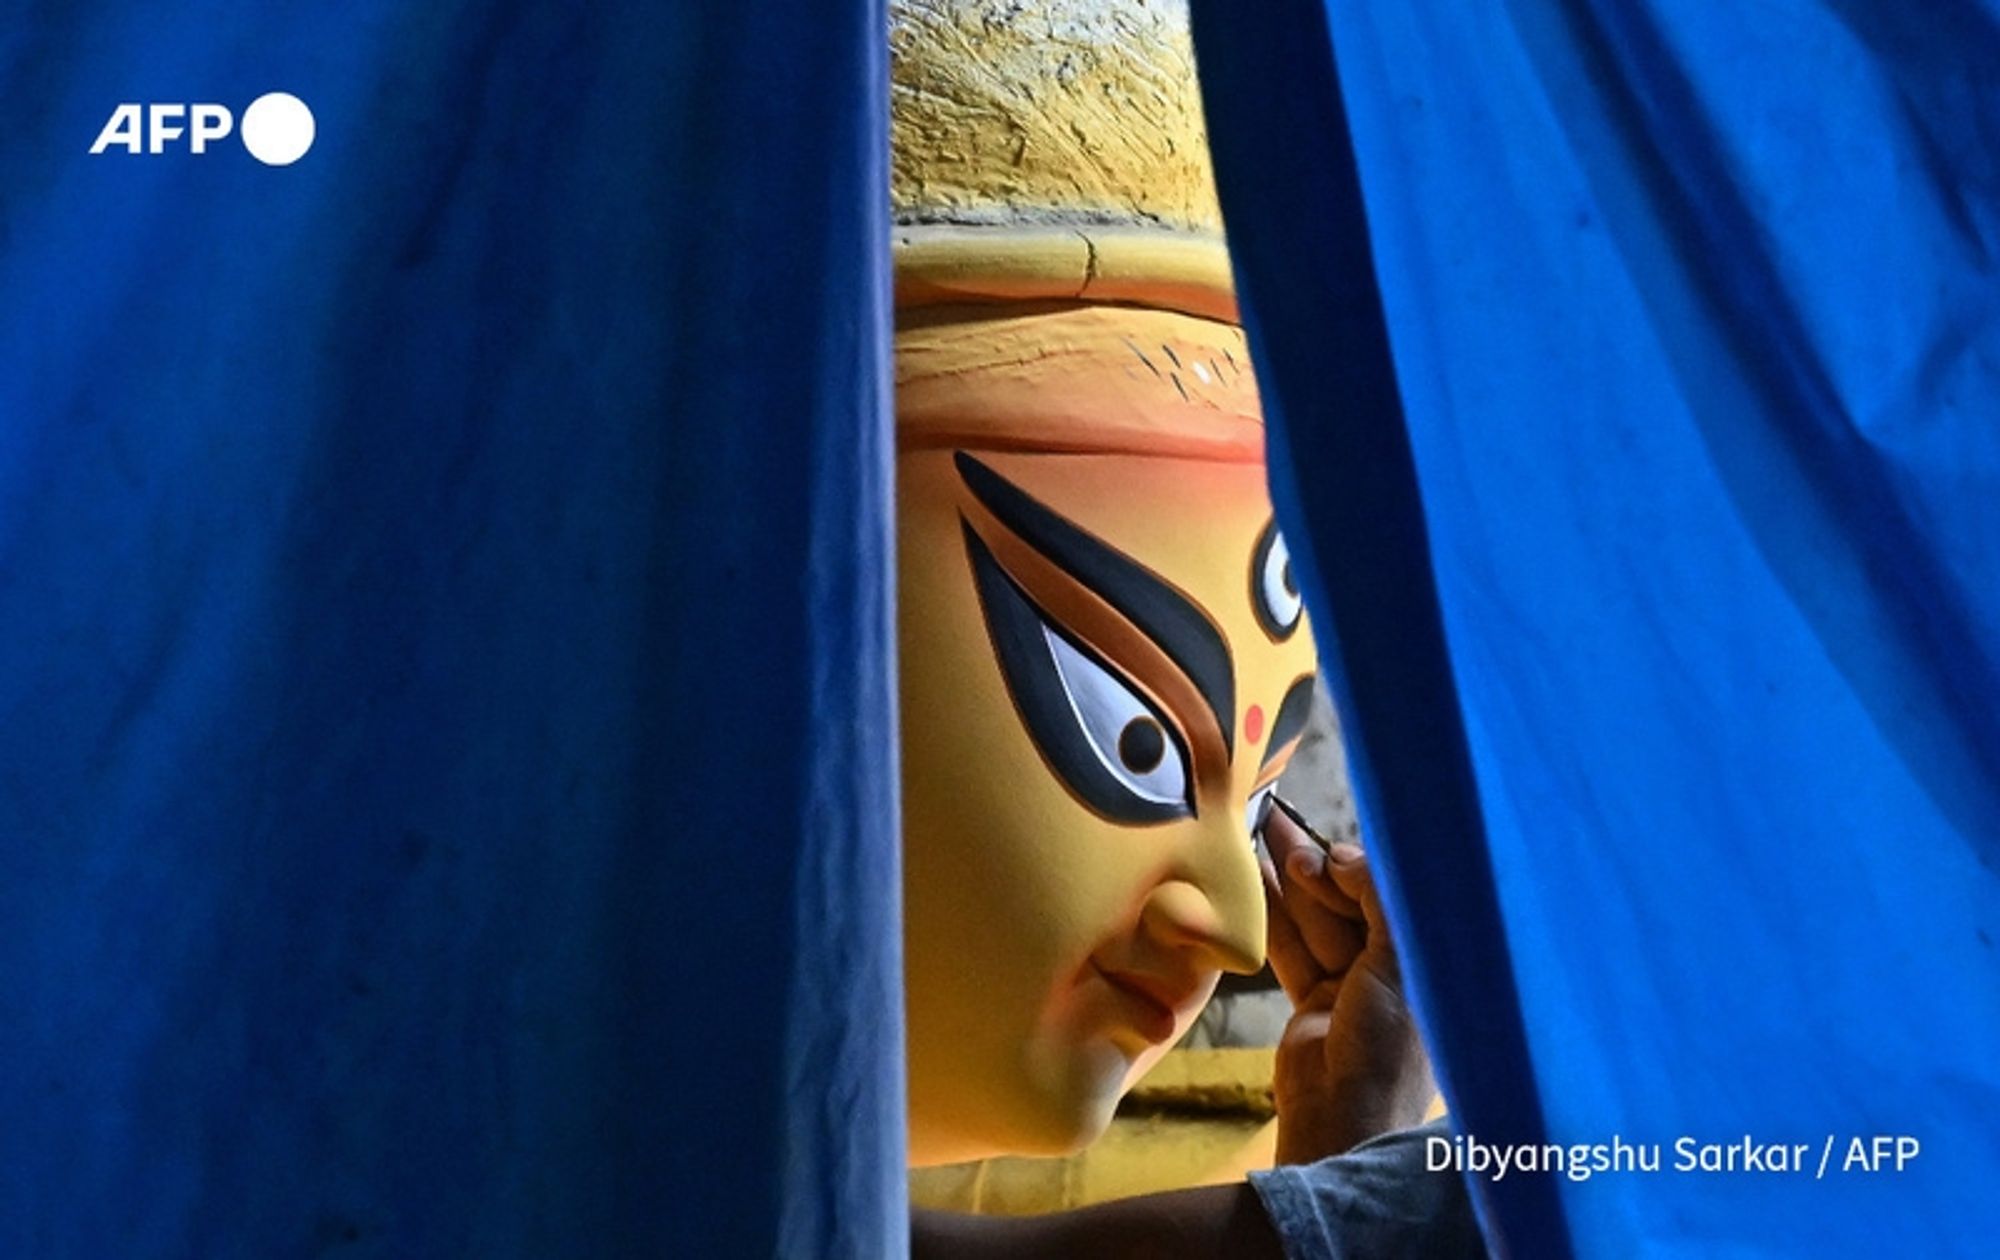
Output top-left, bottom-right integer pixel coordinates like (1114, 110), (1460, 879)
(1195, 1), (2000, 1255)
(0, 4), (903, 1256)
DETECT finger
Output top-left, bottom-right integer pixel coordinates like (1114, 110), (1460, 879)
(1264, 799), (1364, 925)
(1264, 797), (1363, 921)
(1273, 825), (1365, 972)
(1261, 853), (1317, 1006)
(1264, 846), (1361, 1007)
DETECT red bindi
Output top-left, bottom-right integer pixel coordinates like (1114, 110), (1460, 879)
(1244, 703), (1265, 745)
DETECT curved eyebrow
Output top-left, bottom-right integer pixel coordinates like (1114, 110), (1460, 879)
(954, 452), (1236, 759)
(1259, 675), (1317, 771)
(961, 520), (1193, 824)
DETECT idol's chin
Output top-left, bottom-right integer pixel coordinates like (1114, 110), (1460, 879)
(908, 1040), (1134, 1166)
(1012, 1031), (1136, 1153)
(956, 1094), (1118, 1162)
(906, 1086), (1119, 1167)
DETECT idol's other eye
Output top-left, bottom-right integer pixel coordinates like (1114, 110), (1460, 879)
(1251, 520), (1303, 640)
(965, 523), (1194, 825)
(1244, 784), (1278, 847)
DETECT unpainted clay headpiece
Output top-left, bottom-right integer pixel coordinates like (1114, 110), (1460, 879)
(890, 0), (1235, 322)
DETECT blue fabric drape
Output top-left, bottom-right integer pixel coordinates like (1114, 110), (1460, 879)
(0, 4), (902, 1257)
(1195, 1), (2000, 1256)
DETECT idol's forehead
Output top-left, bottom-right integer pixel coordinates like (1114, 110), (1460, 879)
(896, 304), (1265, 463)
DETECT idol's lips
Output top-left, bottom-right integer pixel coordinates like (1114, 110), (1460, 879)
(1089, 961), (1200, 1041)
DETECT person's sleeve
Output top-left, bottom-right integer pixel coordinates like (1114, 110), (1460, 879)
(1246, 1120), (1488, 1259)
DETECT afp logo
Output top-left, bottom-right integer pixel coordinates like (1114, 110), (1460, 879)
(89, 92), (315, 166)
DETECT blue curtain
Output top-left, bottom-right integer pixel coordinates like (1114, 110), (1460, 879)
(1195, 1), (2000, 1256)
(0, 4), (903, 1257)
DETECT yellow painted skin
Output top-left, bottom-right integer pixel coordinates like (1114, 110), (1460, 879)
(899, 304), (1317, 1166)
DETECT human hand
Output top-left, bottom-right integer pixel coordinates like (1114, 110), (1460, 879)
(1258, 798), (1434, 1164)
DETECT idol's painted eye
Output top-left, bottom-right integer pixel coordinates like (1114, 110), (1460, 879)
(965, 522), (1195, 825)
(1246, 676), (1315, 849)
(1043, 627), (1191, 810)
(1245, 784), (1278, 847)
(1251, 520), (1303, 640)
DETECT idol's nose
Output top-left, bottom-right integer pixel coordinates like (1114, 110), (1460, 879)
(1137, 821), (1268, 976)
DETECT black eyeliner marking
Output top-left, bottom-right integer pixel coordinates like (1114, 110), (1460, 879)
(1259, 676), (1317, 771)
(954, 452), (1236, 758)
(963, 520), (1191, 825)
(1125, 338), (1162, 377)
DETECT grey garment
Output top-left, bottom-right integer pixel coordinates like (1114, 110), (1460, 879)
(1248, 1121), (1489, 1259)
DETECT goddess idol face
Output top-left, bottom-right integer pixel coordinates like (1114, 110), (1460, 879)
(898, 302), (1317, 1165)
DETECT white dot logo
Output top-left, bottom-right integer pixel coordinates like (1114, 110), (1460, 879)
(239, 92), (315, 166)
